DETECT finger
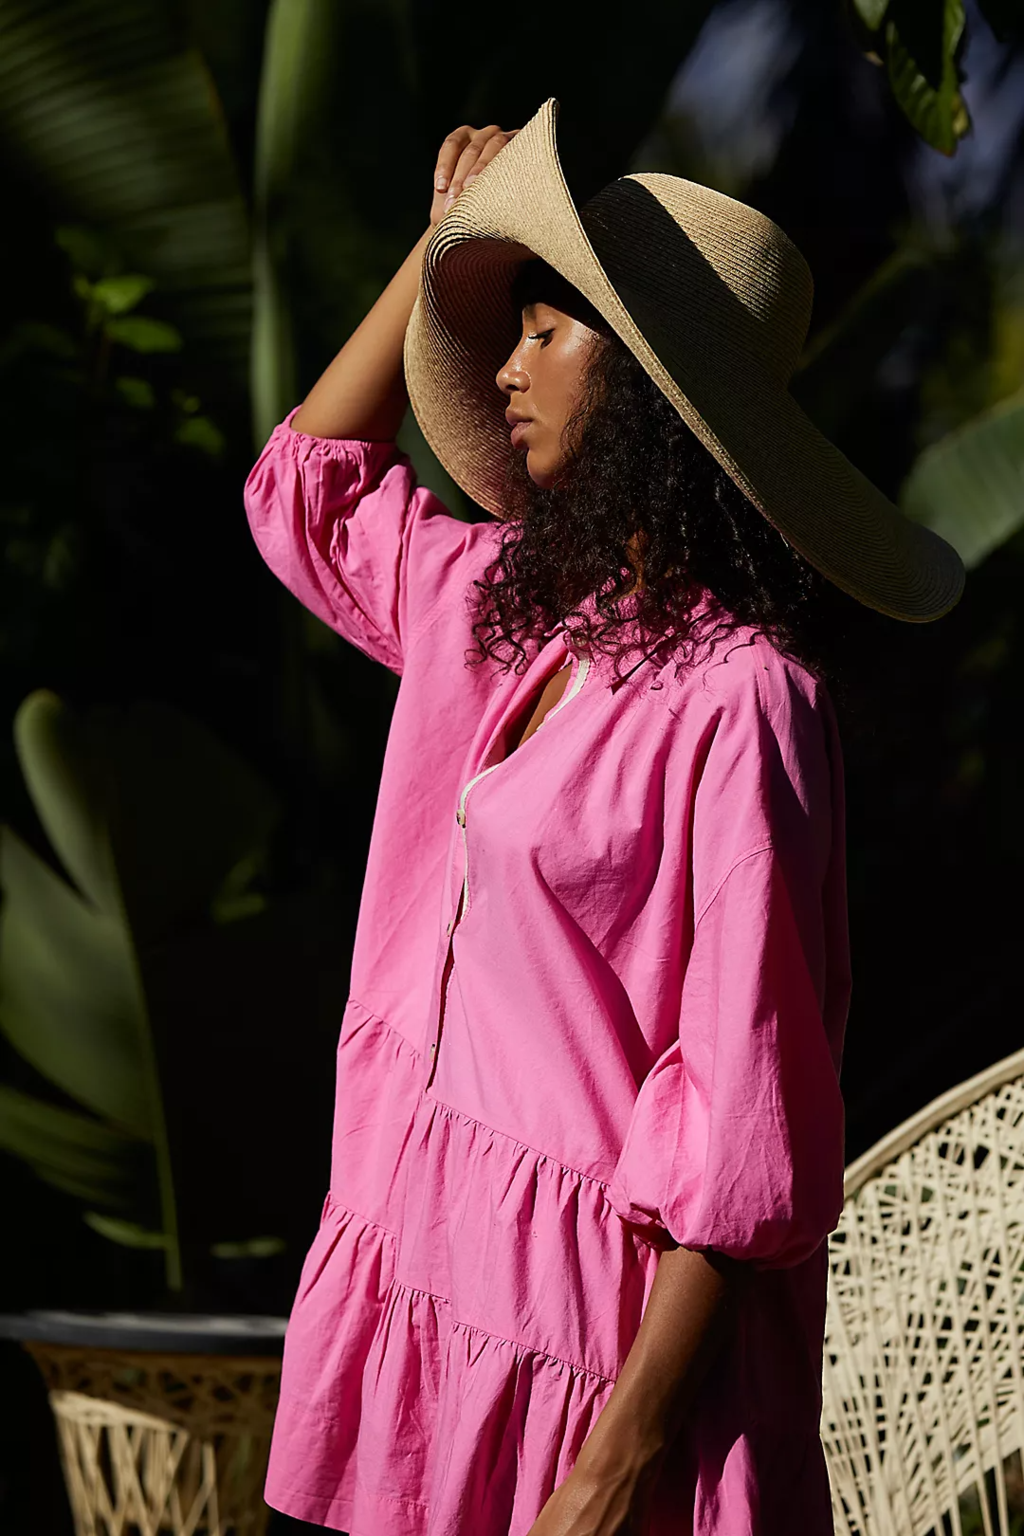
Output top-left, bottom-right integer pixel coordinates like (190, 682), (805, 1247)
(469, 127), (521, 182)
(449, 126), (502, 190)
(463, 128), (519, 186)
(434, 126), (474, 192)
(445, 126), (517, 208)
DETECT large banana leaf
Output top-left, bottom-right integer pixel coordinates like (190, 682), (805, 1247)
(0, 1082), (151, 1211)
(0, 690), (280, 1291)
(900, 386), (1024, 568)
(0, 829), (148, 1132)
(0, 0), (252, 412)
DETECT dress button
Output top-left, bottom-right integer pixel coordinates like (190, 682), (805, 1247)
(429, 1043), (436, 1055)
(446, 918), (455, 937)
(456, 806), (466, 826)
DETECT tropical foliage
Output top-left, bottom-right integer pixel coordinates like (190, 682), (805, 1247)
(0, 3), (1022, 1531)
(847, 0), (1022, 155)
(0, 0), (1021, 1298)
(0, 690), (298, 1294)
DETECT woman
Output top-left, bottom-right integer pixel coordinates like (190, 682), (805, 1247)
(243, 102), (964, 1536)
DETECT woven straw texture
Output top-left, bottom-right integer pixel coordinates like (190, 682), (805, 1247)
(822, 1047), (1024, 1536)
(26, 1344), (279, 1536)
(403, 96), (964, 624)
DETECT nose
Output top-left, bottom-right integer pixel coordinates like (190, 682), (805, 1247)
(496, 343), (529, 396)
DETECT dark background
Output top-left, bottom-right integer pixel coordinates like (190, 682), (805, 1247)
(0, 0), (1021, 1528)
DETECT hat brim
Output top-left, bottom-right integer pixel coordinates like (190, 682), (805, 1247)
(403, 97), (964, 623)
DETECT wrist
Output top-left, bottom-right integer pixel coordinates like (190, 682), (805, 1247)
(573, 1407), (670, 1484)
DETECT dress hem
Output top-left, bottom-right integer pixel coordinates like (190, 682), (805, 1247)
(265, 1478), (427, 1536)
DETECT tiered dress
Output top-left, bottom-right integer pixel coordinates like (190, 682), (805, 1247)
(243, 408), (852, 1536)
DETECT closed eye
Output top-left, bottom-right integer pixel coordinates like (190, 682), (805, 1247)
(527, 329), (554, 343)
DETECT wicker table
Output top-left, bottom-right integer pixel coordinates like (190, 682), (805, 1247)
(0, 1310), (287, 1536)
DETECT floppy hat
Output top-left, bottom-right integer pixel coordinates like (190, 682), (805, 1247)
(403, 97), (965, 623)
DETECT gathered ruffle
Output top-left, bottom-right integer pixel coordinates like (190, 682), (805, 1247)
(264, 998), (678, 1536)
(266, 1204), (622, 1535)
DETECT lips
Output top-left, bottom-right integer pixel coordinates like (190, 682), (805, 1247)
(510, 421), (531, 447)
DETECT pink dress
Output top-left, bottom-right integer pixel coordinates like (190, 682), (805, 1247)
(243, 408), (852, 1536)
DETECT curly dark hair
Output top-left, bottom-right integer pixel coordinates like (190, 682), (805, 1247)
(465, 257), (888, 731)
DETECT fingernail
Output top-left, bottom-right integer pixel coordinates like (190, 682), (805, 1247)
(464, 172), (476, 185)
(435, 174), (448, 191)
(443, 191), (455, 209)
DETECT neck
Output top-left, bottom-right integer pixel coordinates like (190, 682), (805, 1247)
(624, 531), (645, 594)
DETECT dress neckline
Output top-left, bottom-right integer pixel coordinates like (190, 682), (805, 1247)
(478, 628), (590, 773)
(471, 586), (719, 775)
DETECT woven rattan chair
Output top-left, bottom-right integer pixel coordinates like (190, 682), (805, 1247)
(822, 1045), (1024, 1536)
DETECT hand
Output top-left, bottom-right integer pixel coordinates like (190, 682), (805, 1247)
(523, 1455), (661, 1536)
(429, 123), (520, 226)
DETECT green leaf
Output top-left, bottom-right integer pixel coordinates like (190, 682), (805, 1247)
(210, 849), (267, 925)
(55, 225), (109, 279)
(210, 1235), (287, 1258)
(210, 891), (267, 922)
(83, 1212), (170, 1248)
(115, 376), (156, 410)
(14, 691), (122, 918)
(174, 414), (226, 457)
(250, 0), (414, 441)
(95, 702), (280, 941)
(852, 0), (890, 30)
(900, 387), (1024, 568)
(1, 689), (284, 1294)
(15, 690), (280, 951)
(251, 0), (322, 440)
(885, 0), (970, 156)
(92, 275), (156, 316)
(43, 526), (82, 593)
(1, 322), (79, 362)
(0, 829), (149, 1134)
(0, 1084), (148, 1210)
(0, 2), (251, 399)
(106, 317), (183, 354)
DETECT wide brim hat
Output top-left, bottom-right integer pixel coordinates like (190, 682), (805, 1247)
(403, 97), (965, 623)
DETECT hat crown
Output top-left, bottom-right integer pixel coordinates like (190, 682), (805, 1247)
(578, 174), (814, 387)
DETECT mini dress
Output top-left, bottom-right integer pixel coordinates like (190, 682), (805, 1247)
(242, 408), (852, 1536)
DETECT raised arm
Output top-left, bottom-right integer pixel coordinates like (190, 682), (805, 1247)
(292, 122), (521, 441)
(244, 121), (524, 672)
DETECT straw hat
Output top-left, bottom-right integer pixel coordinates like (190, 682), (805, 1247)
(403, 97), (965, 623)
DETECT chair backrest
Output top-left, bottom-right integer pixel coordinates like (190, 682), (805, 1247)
(822, 1045), (1024, 1536)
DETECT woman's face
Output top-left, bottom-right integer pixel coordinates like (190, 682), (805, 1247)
(495, 301), (605, 489)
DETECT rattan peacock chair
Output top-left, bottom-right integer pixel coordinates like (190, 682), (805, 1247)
(822, 1045), (1024, 1536)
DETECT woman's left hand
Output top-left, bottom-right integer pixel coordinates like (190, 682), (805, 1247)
(524, 1457), (658, 1536)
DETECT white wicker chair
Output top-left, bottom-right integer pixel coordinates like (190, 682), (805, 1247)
(822, 1046), (1024, 1536)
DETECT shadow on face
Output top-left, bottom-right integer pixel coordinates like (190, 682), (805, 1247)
(494, 260), (614, 489)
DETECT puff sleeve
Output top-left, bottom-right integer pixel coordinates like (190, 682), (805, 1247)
(606, 649), (851, 1271)
(243, 408), (496, 675)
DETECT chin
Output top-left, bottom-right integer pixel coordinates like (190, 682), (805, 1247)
(526, 457), (556, 490)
